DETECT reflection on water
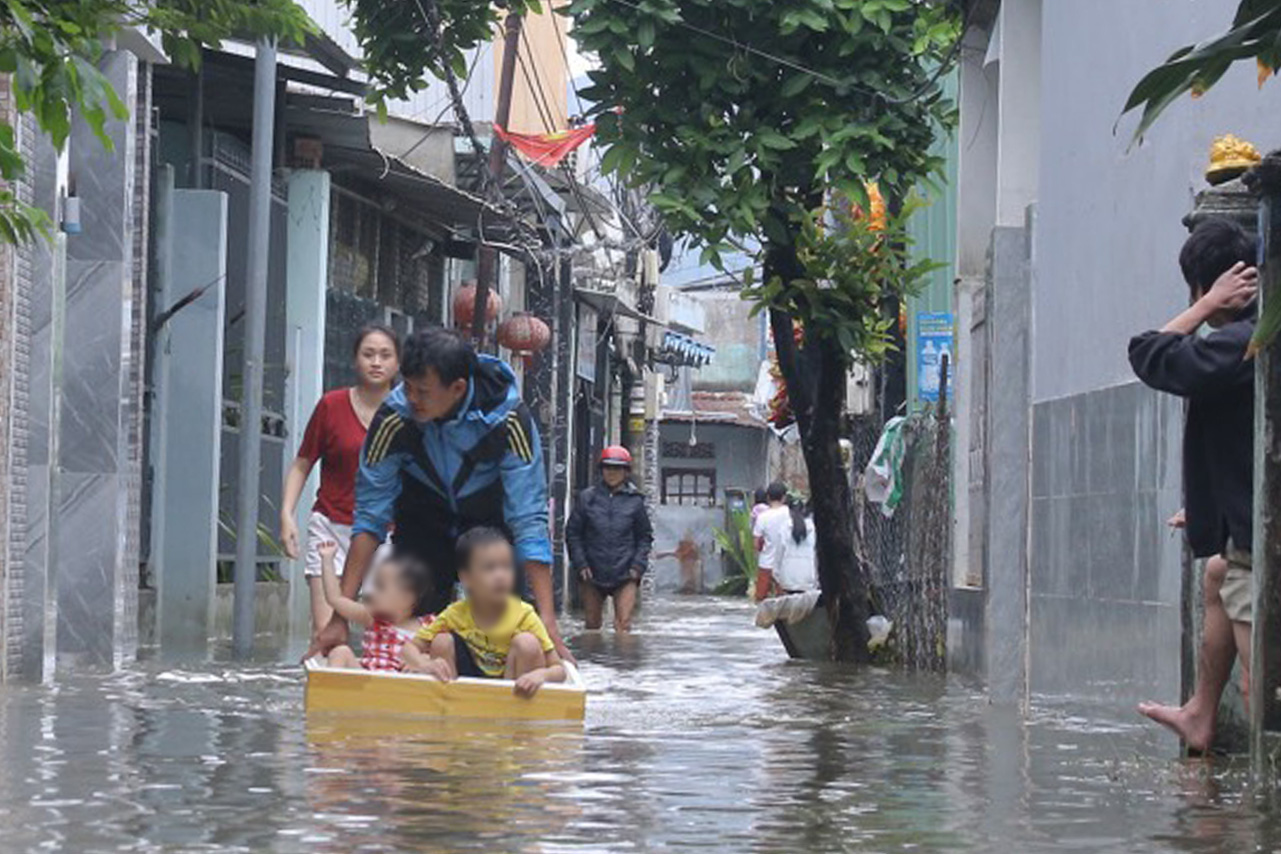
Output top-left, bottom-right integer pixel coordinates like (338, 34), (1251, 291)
(0, 597), (1275, 852)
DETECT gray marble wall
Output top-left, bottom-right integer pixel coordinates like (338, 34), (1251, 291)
(43, 51), (143, 671)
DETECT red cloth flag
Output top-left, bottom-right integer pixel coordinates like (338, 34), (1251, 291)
(494, 124), (597, 168)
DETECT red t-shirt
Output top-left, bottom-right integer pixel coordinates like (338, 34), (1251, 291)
(297, 388), (369, 526)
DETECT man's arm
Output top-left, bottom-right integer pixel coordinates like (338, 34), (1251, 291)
(339, 533), (380, 600)
(1129, 261), (1258, 397)
(497, 407), (573, 658)
(524, 560), (571, 662)
(1161, 261), (1257, 335)
(1129, 324), (1254, 398)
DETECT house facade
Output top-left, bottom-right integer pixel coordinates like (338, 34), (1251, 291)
(0, 1), (687, 680)
(945, 0), (1280, 728)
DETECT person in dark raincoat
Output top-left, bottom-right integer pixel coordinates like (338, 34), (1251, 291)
(567, 445), (653, 632)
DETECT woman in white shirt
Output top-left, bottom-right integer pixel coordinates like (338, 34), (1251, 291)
(753, 483), (819, 600)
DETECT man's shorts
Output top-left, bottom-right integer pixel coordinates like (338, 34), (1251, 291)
(1220, 541), (1253, 625)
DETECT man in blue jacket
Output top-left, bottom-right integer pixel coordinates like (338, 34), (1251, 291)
(310, 326), (569, 660)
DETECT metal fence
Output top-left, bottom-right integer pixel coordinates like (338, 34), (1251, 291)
(850, 404), (952, 672)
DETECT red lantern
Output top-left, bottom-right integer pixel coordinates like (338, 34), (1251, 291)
(497, 312), (552, 358)
(452, 281), (502, 330)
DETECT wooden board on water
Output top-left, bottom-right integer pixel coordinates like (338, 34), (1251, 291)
(304, 658), (586, 723)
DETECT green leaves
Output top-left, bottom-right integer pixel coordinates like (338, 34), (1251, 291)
(564, 0), (957, 365)
(742, 200), (935, 368)
(347, 0), (546, 105)
(0, 0), (316, 245)
(1122, 1), (1281, 142)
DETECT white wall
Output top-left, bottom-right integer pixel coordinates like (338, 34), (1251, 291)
(994, 0), (1041, 228)
(1032, 0), (1281, 403)
(295, 0), (496, 123)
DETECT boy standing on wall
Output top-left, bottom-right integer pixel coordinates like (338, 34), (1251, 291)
(1128, 218), (1258, 752)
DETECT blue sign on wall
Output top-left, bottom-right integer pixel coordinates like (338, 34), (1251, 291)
(916, 312), (954, 403)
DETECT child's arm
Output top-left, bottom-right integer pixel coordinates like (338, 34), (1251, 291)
(401, 636), (453, 679)
(318, 541), (372, 626)
(513, 650), (567, 698)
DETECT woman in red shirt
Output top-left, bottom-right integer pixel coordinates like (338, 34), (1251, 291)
(280, 324), (400, 633)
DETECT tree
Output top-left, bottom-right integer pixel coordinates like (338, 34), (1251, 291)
(1122, 0), (1281, 347)
(566, 0), (959, 660)
(0, 0), (313, 243)
(344, 0), (545, 127)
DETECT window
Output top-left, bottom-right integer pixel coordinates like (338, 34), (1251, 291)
(662, 468), (717, 507)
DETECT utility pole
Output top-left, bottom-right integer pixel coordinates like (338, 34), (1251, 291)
(471, 8), (525, 350)
(232, 39), (278, 658)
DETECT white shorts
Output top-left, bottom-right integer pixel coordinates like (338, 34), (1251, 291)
(304, 511), (351, 578)
(303, 511), (394, 590)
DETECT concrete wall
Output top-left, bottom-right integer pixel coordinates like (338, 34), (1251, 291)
(953, 0), (1278, 708)
(1028, 0), (1279, 703)
(657, 422), (768, 503)
(651, 505), (723, 594)
(687, 290), (764, 392)
(1034, 0), (1281, 404)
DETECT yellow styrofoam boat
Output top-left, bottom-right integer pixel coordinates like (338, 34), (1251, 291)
(303, 657), (587, 723)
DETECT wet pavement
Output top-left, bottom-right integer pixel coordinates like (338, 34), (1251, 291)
(0, 596), (1275, 852)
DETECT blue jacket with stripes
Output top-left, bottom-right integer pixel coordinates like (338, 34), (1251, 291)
(351, 355), (552, 566)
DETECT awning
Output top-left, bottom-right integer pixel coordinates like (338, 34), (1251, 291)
(573, 285), (664, 326)
(153, 51), (516, 242)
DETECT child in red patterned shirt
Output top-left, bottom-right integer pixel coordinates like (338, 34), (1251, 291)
(319, 541), (432, 671)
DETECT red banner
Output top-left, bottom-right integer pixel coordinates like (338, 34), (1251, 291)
(494, 124), (597, 168)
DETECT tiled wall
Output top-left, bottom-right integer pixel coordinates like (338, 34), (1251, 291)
(52, 52), (143, 669)
(1028, 382), (1184, 702)
(7, 52), (146, 677)
(1, 105), (46, 679)
(0, 78), (15, 677)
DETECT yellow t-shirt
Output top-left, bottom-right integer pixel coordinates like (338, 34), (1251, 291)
(416, 596), (554, 677)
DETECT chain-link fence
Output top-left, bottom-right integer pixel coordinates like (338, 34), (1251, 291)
(849, 405), (951, 672)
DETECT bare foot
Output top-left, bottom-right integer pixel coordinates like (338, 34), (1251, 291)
(1137, 701), (1215, 753)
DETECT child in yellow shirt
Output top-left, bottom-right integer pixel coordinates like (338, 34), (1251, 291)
(402, 527), (566, 697)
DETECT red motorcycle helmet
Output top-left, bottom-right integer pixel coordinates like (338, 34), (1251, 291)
(600, 445), (633, 468)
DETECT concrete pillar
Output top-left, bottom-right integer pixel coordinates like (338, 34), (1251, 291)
(150, 186), (228, 655)
(283, 169), (331, 632)
(54, 50), (142, 670)
(984, 220), (1033, 705)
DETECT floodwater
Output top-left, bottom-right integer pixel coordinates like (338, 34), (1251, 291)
(0, 597), (1275, 853)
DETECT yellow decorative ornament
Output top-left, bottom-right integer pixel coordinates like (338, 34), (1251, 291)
(851, 181), (887, 233)
(1206, 134), (1261, 185)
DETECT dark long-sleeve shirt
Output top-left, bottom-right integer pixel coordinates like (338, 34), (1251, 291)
(566, 481), (653, 588)
(1128, 318), (1254, 558)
